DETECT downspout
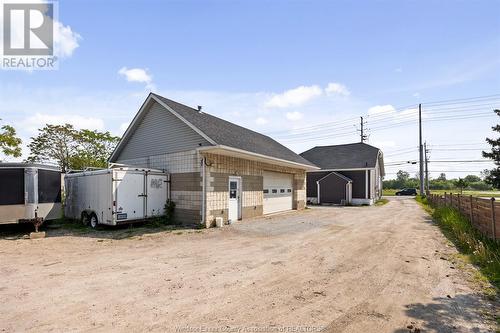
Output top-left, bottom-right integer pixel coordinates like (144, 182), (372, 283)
(345, 182), (349, 205)
(365, 170), (369, 199)
(316, 180), (320, 204)
(201, 157), (206, 227)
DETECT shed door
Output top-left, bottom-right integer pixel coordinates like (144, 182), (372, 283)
(263, 171), (293, 214)
(114, 171), (145, 221)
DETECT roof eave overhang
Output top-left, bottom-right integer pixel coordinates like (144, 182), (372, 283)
(308, 167), (376, 172)
(197, 145), (320, 171)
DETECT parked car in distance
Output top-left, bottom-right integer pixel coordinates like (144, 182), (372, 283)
(395, 188), (417, 196)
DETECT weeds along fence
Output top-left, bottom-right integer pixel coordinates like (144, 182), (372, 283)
(428, 193), (499, 240)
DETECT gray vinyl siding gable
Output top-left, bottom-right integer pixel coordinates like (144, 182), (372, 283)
(115, 101), (212, 161)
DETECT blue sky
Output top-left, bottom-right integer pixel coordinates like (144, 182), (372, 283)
(1, 0), (500, 179)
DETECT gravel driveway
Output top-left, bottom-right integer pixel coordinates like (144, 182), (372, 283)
(0, 197), (496, 332)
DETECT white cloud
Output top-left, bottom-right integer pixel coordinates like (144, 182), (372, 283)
(286, 111), (303, 121)
(54, 21), (81, 58)
(325, 82), (350, 96)
(395, 67), (403, 73)
(368, 105), (396, 116)
(255, 117), (268, 125)
(118, 67), (153, 84)
(413, 92), (420, 98)
(23, 113), (105, 134)
(265, 85), (322, 108)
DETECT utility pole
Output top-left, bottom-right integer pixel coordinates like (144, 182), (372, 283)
(359, 116), (367, 143)
(424, 141), (429, 195)
(419, 103), (425, 196)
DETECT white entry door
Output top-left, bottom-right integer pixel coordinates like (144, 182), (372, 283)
(228, 177), (241, 222)
(263, 171), (293, 214)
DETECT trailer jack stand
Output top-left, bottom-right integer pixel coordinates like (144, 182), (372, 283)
(32, 211), (44, 233)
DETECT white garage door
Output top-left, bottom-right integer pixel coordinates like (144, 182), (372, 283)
(263, 171), (293, 214)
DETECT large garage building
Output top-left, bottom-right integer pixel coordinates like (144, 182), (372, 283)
(109, 93), (318, 227)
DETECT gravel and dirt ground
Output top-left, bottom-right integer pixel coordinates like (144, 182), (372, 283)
(0, 197), (497, 332)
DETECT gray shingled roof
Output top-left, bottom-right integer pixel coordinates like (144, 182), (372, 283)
(152, 93), (316, 167)
(300, 143), (382, 170)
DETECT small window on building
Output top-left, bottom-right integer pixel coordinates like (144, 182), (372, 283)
(263, 189), (269, 194)
(272, 189), (277, 194)
(287, 189), (292, 193)
(280, 189), (285, 193)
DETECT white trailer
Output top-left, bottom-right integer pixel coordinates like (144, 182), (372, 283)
(0, 163), (62, 225)
(64, 167), (169, 228)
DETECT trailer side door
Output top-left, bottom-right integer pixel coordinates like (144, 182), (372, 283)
(114, 170), (145, 221)
(146, 173), (168, 217)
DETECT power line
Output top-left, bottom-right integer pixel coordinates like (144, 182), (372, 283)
(429, 160), (492, 163)
(269, 96), (499, 138)
(273, 105), (497, 140)
(421, 94), (500, 106)
(279, 112), (495, 143)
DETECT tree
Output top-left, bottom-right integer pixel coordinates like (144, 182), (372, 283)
(437, 173), (447, 181)
(27, 124), (77, 171)
(0, 119), (22, 158)
(27, 124), (120, 172)
(396, 170), (410, 183)
(69, 129), (120, 170)
(482, 109), (500, 189)
(454, 178), (468, 194)
(464, 175), (481, 183)
(480, 169), (491, 180)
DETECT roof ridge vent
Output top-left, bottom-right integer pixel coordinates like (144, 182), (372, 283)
(197, 105), (203, 113)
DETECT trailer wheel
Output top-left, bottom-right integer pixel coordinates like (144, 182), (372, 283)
(89, 213), (98, 229)
(81, 212), (90, 226)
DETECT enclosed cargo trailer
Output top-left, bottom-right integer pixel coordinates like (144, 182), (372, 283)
(0, 163), (62, 224)
(64, 167), (169, 228)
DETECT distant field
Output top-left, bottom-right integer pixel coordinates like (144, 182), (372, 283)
(382, 189), (399, 196)
(429, 189), (500, 198)
(383, 188), (500, 198)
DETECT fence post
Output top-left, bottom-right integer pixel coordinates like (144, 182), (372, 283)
(491, 197), (496, 240)
(444, 192), (447, 207)
(470, 195), (473, 223)
(458, 194), (461, 214)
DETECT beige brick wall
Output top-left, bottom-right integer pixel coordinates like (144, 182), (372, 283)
(203, 152), (306, 226)
(117, 150), (307, 227)
(117, 150), (202, 225)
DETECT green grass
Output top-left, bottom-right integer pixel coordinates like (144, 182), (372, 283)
(430, 189), (500, 198)
(375, 198), (389, 206)
(382, 189), (399, 196)
(383, 188), (500, 198)
(416, 196), (500, 293)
